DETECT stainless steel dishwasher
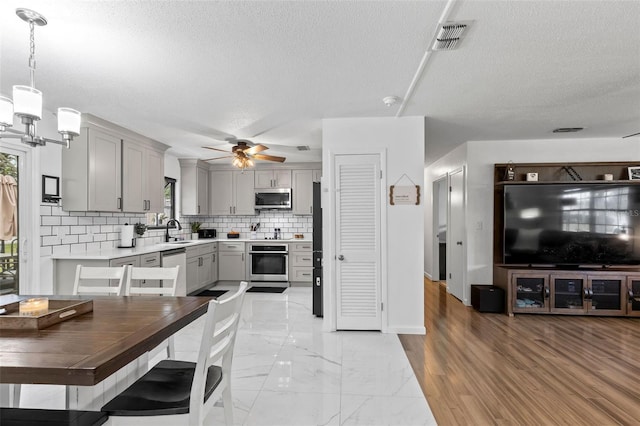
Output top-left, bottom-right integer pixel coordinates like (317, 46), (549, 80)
(161, 248), (187, 296)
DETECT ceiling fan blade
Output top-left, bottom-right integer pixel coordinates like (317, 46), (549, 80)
(203, 146), (232, 153)
(253, 153), (286, 163)
(203, 156), (235, 161)
(244, 144), (268, 155)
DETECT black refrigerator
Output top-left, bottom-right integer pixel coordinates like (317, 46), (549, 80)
(312, 182), (323, 317)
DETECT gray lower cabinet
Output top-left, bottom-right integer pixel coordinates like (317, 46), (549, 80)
(54, 253), (161, 295)
(289, 242), (313, 283)
(218, 242), (246, 281)
(186, 243), (217, 294)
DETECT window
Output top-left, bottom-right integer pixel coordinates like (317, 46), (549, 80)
(146, 177), (176, 228)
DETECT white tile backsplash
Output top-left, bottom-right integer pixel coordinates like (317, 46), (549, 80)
(185, 211), (313, 240)
(40, 209), (313, 254)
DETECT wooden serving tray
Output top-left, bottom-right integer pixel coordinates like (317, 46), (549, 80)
(0, 299), (93, 330)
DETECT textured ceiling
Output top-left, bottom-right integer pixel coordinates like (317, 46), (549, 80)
(1, 1), (639, 165)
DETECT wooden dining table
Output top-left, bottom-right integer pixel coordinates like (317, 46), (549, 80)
(0, 294), (212, 409)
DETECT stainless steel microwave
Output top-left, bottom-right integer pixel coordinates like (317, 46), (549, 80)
(254, 188), (292, 210)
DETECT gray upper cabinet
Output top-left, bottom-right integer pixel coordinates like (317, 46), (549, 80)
(255, 169), (291, 189)
(62, 114), (168, 212)
(292, 170), (313, 215)
(122, 138), (166, 213)
(179, 159), (209, 216)
(62, 123), (122, 212)
(209, 170), (255, 215)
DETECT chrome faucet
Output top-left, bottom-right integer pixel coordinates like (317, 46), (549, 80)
(165, 219), (182, 242)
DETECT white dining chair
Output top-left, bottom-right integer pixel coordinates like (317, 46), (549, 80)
(72, 265), (127, 296)
(125, 265), (181, 359)
(102, 281), (248, 426)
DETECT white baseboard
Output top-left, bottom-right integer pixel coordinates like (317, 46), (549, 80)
(387, 326), (426, 335)
(424, 271), (432, 280)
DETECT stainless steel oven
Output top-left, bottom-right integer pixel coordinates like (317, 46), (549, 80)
(249, 243), (288, 282)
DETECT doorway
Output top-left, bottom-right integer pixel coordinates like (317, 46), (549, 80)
(447, 167), (465, 302)
(0, 152), (19, 295)
(432, 176), (448, 282)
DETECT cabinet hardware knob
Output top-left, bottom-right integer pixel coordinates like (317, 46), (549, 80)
(338, 255), (344, 261)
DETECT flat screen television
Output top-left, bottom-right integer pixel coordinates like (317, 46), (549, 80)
(503, 183), (640, 266)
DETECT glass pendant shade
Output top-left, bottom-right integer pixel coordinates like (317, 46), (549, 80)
(57, 107), (81, 135)
(0, 96), (13, 127)
(13, 85), (42, 120)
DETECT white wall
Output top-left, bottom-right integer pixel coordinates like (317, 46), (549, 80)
(323, 116), (425, 334)
(424, 136), (640, 304)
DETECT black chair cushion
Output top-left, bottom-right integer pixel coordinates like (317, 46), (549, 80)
(0, 408), (108, 426)
(101, 359), (223, 416)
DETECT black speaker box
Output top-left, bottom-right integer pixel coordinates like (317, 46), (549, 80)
(471, 285), (504, 313)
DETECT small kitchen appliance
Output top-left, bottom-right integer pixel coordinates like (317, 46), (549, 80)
(197, 229), (217, 239)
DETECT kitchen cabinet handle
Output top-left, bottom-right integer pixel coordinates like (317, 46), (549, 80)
(310, 206), (313, 214)
(302, 258), (311, 261)
(145, 258), (155, 263)
(302, 273), (311, 276)
(198, 205), (200, 214)
(544, 287), (550, 299)
(338, 255), (344, 261)
(630, 289), (634, 301)
(212, 254), (216, 262)
(241, 253), (244, 262)
(117, 197), (122, 209)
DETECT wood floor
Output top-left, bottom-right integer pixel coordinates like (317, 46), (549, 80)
(399, 278), (640, 426)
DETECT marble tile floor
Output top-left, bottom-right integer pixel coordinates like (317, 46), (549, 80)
(19, 287), (436, 426)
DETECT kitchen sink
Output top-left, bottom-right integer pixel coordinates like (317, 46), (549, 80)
(167, 240), (193, 245)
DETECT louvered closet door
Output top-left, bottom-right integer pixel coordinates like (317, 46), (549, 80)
(335, 154), (381, 330)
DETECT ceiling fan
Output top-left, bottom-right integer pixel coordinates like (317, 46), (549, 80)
(202, 138), (286, 169)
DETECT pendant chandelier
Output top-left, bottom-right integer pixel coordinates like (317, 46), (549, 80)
(0, 8), (81, 148)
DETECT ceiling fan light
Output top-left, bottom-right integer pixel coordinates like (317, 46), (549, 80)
(13, 85), (42, 120)
(0, 96), (14, 127)
(57, 107), (81, 136)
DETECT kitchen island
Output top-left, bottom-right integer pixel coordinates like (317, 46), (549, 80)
(52, 237), (312, 295)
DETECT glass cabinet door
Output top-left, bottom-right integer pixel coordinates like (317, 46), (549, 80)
(551, 275), (586, 313)
(587, 277), (625, 315)
(512, 274), (549, 313)
(627, 278), (640, 317)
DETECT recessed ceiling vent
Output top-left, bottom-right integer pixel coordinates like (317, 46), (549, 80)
(552, 127), (584, 133)
(296, 145), (311, 151)
(431, 21), (471, 51)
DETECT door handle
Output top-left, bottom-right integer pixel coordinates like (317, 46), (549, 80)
(338, 255), (344, 261)
(456, 241), (463, 245)
(315, 277), (321, 286)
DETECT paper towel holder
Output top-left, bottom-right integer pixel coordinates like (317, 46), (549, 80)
(118, 224), (137, 248)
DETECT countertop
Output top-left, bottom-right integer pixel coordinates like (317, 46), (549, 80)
(52, 238), (313, 260)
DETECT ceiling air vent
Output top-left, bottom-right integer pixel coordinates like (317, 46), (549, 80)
(296, 146), (311, 151)
(552, 127), (584, 133)
(431, 21), (471, 51)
